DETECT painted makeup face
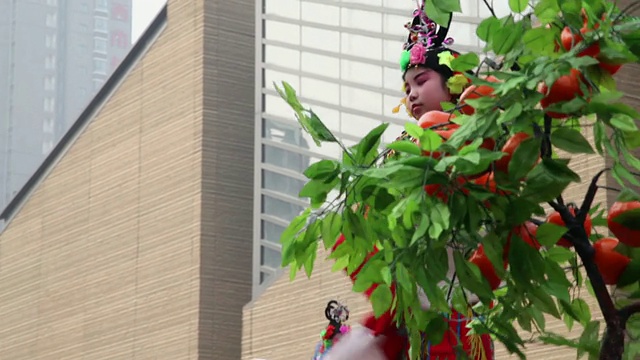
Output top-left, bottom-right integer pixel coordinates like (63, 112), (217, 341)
(404, 66), (452, 120)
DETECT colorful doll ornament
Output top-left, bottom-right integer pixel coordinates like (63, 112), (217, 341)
(320, 3), (495, 360)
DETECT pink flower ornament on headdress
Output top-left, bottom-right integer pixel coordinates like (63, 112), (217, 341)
(409, 43), (426, 66)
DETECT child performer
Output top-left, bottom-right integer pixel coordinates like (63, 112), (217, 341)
(320, 4), (495, 360)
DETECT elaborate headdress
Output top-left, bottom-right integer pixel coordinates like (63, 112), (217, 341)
(311, 300), (351, 359)
(400, 5), (455, 76)
(393, 3), (470, 116)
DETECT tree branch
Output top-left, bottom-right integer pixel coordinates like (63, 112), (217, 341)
(578, 168), (610, 223)
(481, 0), (497, 18)
(619, 302), (640, 325)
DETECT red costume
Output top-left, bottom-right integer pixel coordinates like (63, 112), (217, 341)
(331, 235), (494, 360)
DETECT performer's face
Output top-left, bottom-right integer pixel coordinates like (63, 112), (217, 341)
(404, 66), (451, 120)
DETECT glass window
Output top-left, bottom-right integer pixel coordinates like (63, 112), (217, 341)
(262, 195), (304, 223)
(43, 118), (55, 134)
(95, 0), (108, 11)
(262, 170), (306, 198)
(262, 144), (310, 173)
(93, 78), (104, 91)
(94, 16), (108, 32)
(263, 68), (300, 94)
(263, 94), (301, 119)
(301, 26), (340, 52)
(264, 0), (300, 18)
(383, 13), (410, 36)
(94, 38), (107, 53)
(264, 45), (300, 70)
(383, 39), (402, 63)
(340, 59), (383, 88)
(264, 20), (300, 45)
(301, 3), (340, 26)
(383, 66), (403, 92)
(341, 8), (382, 32)
(45, 34), (57, 49)
(447, 21), (480, 48)
(261, 246), (282, 269)
(300, 52), (340, 79)
(43, 97), (56, 112)
(340, 85), (382, 113)
(261, 219), (287, 245)
(300, 77), (340, 105)
(341, 33), (382, 61)
(341, 113), (382, 138)
(46, 13), (57, 28)
(42, 140), (55, 155)
(45, 55), (56, 69)
(93, 58), (107, 74)
(44, 76), (56, 91)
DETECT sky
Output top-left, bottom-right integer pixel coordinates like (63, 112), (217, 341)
(131, 0), (168, 42)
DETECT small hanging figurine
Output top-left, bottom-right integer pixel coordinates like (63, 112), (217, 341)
(311, 300), (351, 359)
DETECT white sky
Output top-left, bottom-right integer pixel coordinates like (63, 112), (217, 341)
(131, 0), (168, 42)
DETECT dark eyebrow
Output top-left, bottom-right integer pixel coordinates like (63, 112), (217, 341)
(413, 69), (432, 81)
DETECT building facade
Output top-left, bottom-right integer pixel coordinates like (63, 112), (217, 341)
(0, 0), (255, 358)
(0, 0), (132, 211)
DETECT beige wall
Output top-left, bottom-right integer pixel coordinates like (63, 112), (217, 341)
(0, 0), (255, 359)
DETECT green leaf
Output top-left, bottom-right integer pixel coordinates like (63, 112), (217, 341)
(610, 114), (639, 133)
(396, 262), (412, 291)
(386, 141), (423, 156)
(321, 212), (342, 249)
(530, 286), (561, 318)
(450, 52), (479, 72)
(303, 160), (339, 180)
(274, 81), (303, 111)
(476, 17), (501, 43)
(534, 0), (560, 24)
(523, 27), (557, 55)
(303, 241), (317, 278)
(405, 122), (424, 140)
(508, 0), (528, 13)
(432, 0), (462, 13)
(613, 162), (640, 187)
(419, 129), (443, 152)
(493, 19), (525, 55)
(423, 0), (451, 27)
(542, 158), (581, 183)
(571, 298), (592, 326)
(536, 223), (569, 247)
(578, 321), (601, 357)
(546, 246), (575, 262)
(357, 123), (389, 161)
(509, 136), (542, 180)
(370, 284), (393, 318)
(611, 208), (640, 231)
(424, 315), (449, 345)
(551, 128), (595, 154)
(453, 251), (494, 301)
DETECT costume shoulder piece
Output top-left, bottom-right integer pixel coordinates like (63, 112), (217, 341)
(311, 300), (351, 359)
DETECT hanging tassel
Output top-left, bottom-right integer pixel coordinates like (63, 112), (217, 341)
(467, 306), (488, 360)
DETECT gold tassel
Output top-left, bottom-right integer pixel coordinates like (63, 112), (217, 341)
(467, 306), (488, 360)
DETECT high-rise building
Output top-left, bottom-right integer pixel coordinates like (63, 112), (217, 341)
(0, 0), (132, 210)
